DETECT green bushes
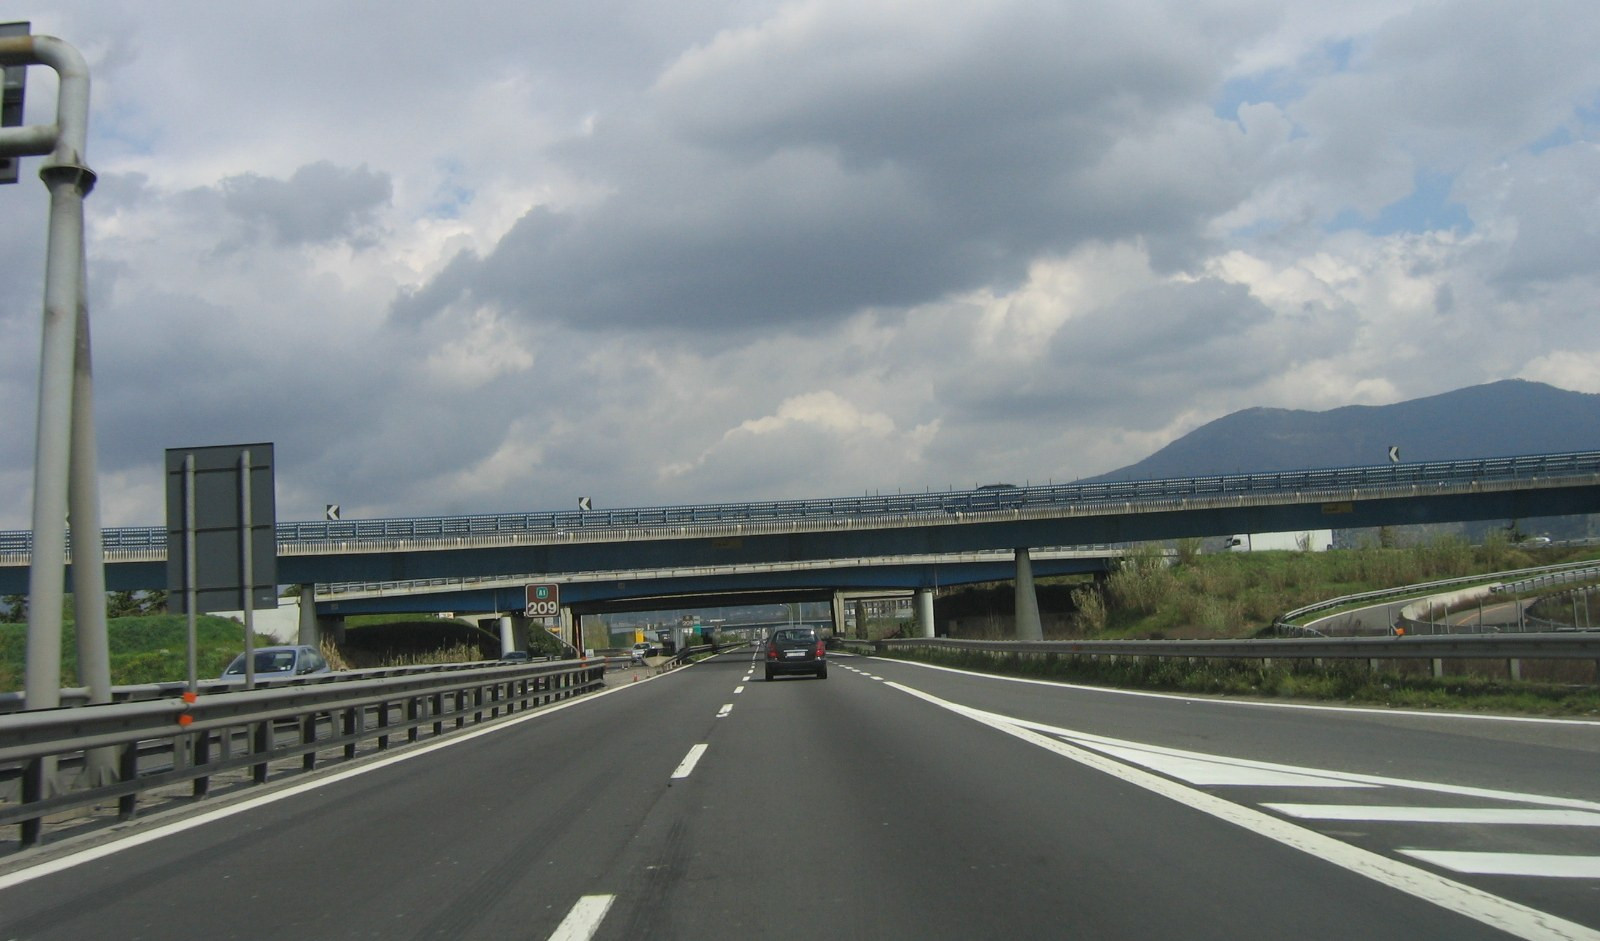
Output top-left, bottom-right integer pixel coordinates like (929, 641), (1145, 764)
(0, 613), (267, 690)
(1059, 540), (1596, 640)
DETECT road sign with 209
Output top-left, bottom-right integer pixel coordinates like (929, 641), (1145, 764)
(525, 583), (560, 618)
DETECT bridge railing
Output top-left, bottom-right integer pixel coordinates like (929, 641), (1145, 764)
(0, 658), (605, 849)
(4, 449), (1599, 556)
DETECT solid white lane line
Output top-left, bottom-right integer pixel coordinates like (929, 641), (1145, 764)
(717, 703), (733, 718)
(548, 894), (616, 941)
(672, 744), (709, 779)
(1398, 852), (1600, 879)
(1267, 806), (1600, 827)
(885, 681), (1600, 941)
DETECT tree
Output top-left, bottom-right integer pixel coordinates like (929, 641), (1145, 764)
(1, 594), (24, 623)
(138, 590), (168, 614)
(107, 591), (141, 618)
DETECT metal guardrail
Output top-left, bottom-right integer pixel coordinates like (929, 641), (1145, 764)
(0, 658), (606, 848)
(875, 634), (1600, 663)
(0, 658), (565, 715)
(4, 449), (1599, 556)
(1275, 560), (1600, 630)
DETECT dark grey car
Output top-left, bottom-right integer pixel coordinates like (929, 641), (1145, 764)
(764, 627), (827, 680)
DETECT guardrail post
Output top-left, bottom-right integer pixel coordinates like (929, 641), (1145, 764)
(302, 713), (319, 770)
(1508, 658), (1522, 682)
(193, 729), (212, 797)
(20, 757), (44, 846)
(1431, 658), (1444, 679)
(377, 700), (392, 749)
(117, 741), (139, 820)
(251, 720), (271, 783)
(343, 707), (358, 760)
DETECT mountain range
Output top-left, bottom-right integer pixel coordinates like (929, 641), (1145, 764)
(1092, 380), (1600, 481)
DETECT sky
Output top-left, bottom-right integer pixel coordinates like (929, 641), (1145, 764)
(2, 0), (1599, 529)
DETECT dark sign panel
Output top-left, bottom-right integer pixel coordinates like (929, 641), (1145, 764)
(1, 22), (30, 185)
(165, 443), (278, 613)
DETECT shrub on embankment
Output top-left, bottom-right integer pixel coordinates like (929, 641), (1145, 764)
(0, 613), (272, 690)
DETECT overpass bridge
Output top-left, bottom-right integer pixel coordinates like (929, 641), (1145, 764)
(303, 548), (1124, 653)
(4, 449), (1600, 644)
(311, 548), (1122, 616)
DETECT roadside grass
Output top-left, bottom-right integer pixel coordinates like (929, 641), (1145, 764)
(878, 645), (1600, 717)
(0, 614), (273, 690)
(0, 612), (507, 690)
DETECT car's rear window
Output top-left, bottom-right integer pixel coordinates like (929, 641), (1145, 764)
(773, 629), (816, 643)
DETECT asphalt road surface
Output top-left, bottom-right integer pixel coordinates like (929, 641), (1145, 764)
(2, 650), (1598, 940)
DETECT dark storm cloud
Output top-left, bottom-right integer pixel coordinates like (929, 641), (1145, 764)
(391, 2), (1255, 334)
(216, 161), (393, 249)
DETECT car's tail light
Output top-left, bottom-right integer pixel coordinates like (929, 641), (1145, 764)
(816, 641), (826, 658)
(766, 643), (778, 660)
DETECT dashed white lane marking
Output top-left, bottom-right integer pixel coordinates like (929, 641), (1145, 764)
(671, 744), (709, 779)
(1399, 852), (1600, 879)
(734, 685), (745, 695)
(1267, 806), (1600, 827)
(717, 703), (733, 718)
(548, 894), (616, 941)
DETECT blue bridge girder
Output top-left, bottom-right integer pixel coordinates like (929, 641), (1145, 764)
(2, 449), (1599, 595)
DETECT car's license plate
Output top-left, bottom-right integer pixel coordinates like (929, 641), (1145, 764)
(784, 650), (805, 658)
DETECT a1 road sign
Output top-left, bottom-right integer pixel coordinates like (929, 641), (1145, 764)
(525, 583), (560, 618)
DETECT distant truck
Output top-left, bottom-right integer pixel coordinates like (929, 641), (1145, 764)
(1225, 530), (1332, 552)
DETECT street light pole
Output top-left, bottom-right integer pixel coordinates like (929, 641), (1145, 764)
(0, 33), (107, 718)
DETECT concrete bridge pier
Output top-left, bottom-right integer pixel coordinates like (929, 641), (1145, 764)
(296, 587), (344, 646)
(509, 616), (532, 653)
(854, 600), (867, 639)
(916, 589), (935, 638)
(1015, 548), (1043, 641)
(497, 616), (516, 657)
(298, 587), (318, 646)
(830, 592), (846, 640)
